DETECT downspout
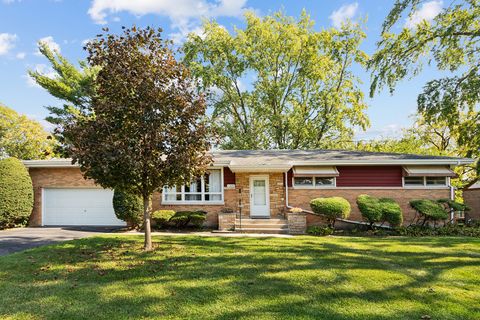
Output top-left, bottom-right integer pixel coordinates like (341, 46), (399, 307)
(284, 170), (289, 208)
(450, 179), (455, 222)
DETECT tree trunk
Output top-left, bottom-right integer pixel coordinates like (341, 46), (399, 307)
(143, 194), (152, 251)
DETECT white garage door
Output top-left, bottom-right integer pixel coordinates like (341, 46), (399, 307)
(43, 189), (126, 226)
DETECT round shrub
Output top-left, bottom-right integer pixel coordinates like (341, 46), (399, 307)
(379, 198), (403, 227)
(310, 197), (351, 227)
(170, 211), (191, 228)
(152, 210), (175, 228)
(410, 199), (448, 222)
(437, 199), (470, 212)
(112, 189), (143, 227)
(357, 194), (383, 227)
(0, 157), (33, 228)
(189, 210), (207, 228)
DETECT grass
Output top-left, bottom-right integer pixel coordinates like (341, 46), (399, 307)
(0, 235), (479, 320)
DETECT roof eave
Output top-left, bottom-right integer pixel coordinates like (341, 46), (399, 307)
(23, 159), (77, 168)
(292, 159), (474, 166)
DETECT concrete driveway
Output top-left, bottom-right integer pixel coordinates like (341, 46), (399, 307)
(0, 227), (116, 256)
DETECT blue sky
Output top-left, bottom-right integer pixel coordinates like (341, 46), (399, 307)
(0, 0), (444, 140)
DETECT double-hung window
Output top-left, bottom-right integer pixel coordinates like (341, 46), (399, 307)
(162, 169), (223, 204)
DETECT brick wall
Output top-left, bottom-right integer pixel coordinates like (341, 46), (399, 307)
(28, 167), (100, 226)
(28, 167), (238, 228)
(288, 188), (451, 226)
(464, 189), (480, 221)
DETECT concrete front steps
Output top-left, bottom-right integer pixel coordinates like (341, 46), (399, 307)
(234, 218), (289, 234)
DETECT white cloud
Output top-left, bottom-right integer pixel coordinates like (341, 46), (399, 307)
(329, 2), (359, 28)
(0, 33), (17, 55)
(16, 52), (25, 59)
(25, 64), (57, 88)
(36, 36), (61, 55)
(87, 0), (248, 42)
(405, 0), (442, 28)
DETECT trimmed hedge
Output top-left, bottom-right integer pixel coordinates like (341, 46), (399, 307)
(437, 198), (470, 212)
(357, 195), (403, 228)
(380, 198), (403, 226)
(410, 199), (448, 222)
(357, 195), (382, 226)
(152, 210), (175, 228)
(310, 197), (350, 227)
(169, 210), (207, 228)
(0, 157), (34, 229)
(112, 189), (143, 227)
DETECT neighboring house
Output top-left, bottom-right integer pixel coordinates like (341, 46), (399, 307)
(23, 150), (473, 233)
(464, 183), (480, 222)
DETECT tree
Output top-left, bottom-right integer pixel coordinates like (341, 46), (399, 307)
(368, 0), (480, 187)
(28, 42), (99, 155)
(0, 157), (34, 229)
(65, 26), (211, 250)
(0, 104), (56, 159)
(183, 11), (369, 149)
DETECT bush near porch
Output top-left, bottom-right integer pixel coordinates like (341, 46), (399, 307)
(0, 235), (479, 319)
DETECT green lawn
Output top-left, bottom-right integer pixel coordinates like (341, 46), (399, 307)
(0, 235), (479, 320)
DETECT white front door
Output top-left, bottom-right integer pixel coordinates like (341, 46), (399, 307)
(249, 176), (270, 217)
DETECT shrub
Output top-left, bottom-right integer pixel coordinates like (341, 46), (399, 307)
(397, 224), (480, 237)
(189, 210), (207, 228)
(357, 195), (383, 227)
(169, 210), (207, 228)
(112, 189), (143, 227)
(170, 211), (191, 227)
(151, 210), (175, 228)
(0, 157), (34, 229)
(437, 199), (470, 212)
(357, 195), (403, 228)
(310, 197), (351, 227)
(307, 225), (334, 236)
(410, 199), (448, 224)
(379, 198), (403, 227)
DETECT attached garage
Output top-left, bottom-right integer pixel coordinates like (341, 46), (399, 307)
(43, 188), (125, 226)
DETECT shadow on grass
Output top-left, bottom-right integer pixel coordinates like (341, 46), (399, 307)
(0, 235), (479, 320)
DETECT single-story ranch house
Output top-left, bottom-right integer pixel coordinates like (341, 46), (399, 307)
(23, 150), (474, 234)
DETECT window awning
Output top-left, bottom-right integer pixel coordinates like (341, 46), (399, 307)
(403, 166), (457, 177)
(293, 166), (339, 177)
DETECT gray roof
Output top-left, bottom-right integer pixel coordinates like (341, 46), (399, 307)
(23, 149), (474, 169)
(211, 149), (473, 167)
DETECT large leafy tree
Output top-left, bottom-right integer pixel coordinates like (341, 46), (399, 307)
(65, 27), (211, 251)
(0, 103), (56, 159)
(28, 42), (99, 155)
(183, 11), (369, 149)
(368, 0), (480, 187)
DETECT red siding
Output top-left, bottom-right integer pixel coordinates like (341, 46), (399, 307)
(283, 169), (293, 187)
(223, 167), (235, 187)
(336, 166), (403, 187)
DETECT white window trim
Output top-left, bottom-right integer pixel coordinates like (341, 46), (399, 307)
(162, 167), (225, 205)
(292, 176), (336, 189)
(402, 176), (450, 189)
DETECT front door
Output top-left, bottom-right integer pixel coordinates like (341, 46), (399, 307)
(249, 176), (270, 218)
